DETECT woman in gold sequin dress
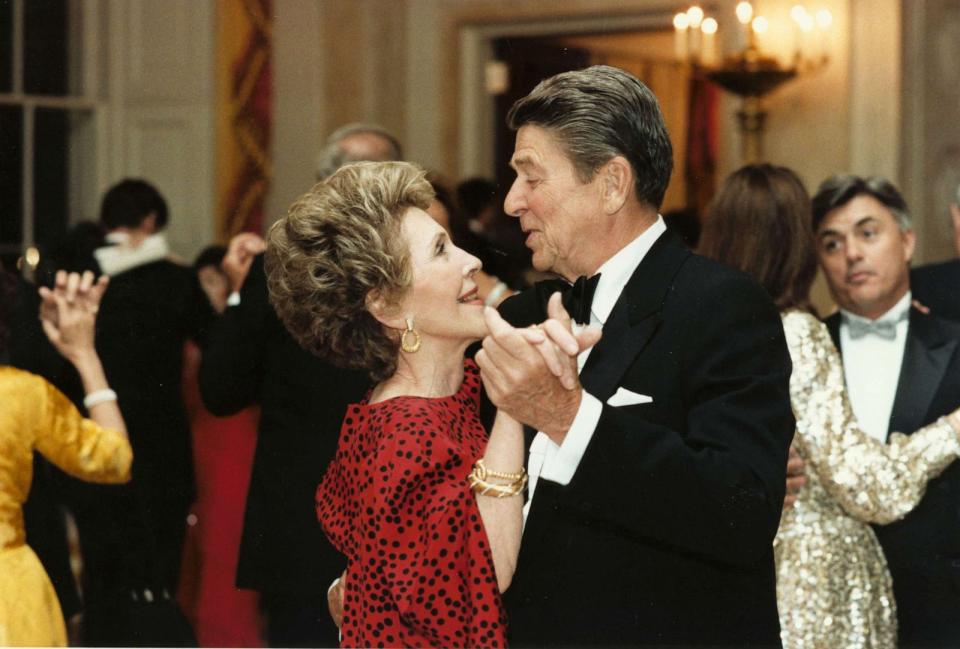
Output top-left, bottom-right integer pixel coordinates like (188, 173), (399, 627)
(699, 165), (960, 649)
(0, 269), (133, 646)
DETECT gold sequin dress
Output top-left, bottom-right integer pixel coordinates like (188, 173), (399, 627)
(0, 366), (132, 646)
(775, 311), (960, 649)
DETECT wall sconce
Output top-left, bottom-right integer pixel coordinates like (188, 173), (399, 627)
(675, 2), (832, 162)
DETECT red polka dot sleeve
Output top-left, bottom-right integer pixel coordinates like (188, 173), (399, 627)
(316, 360), (508, 648)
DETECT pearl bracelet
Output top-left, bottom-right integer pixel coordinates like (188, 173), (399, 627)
(84, 388), (118, 409)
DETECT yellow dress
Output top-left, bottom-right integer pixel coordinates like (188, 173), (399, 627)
(775, 311), (960, 649)
(0, 366), (132, 647)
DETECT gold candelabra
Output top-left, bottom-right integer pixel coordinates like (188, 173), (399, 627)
(674, 2), (832, 162)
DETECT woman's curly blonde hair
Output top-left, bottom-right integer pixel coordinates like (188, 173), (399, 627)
(265, 161), (434, 382)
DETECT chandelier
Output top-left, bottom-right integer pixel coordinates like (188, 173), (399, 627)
(673, 2), (833, 162)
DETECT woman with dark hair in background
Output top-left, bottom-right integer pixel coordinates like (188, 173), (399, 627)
(0, 268), (132, 646)
(177, 246), (263, 646)
(699, 164), (960, 648)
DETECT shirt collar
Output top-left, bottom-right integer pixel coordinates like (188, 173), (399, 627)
(840, 290), (912, 327)
(590, 216), (667, 325)
(94, 232), (170, 277)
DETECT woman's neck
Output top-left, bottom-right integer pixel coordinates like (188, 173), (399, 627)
(370, 339), (470, 403)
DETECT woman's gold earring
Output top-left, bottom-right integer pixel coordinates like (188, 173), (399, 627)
(401, 316), (421, 353)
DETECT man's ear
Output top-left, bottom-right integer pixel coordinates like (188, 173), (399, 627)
(365, 290), (404, 331)
(141, 212), (158, 234)
(600, 156), (631, 215)
(902, 227), (917, 263)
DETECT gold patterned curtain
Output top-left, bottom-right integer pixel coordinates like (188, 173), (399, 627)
(216, 0), (272, 240)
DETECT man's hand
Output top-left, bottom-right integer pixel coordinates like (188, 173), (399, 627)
(477, 293), (600, 445)
(783, 443), (806, 510)
(328, 571), (346, 628)
(222, 232), (266, 293)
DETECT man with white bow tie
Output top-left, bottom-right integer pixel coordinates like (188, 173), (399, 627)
(814, 174), (960, 647)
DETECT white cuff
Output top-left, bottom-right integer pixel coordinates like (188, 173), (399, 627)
(538, 390), (603, 486)
(226, 291), (241, 307)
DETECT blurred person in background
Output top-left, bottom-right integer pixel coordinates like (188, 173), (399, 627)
(427, 173), (514, 307)
(1, 267), (132, 647)
(457, 176), (530, 288)
(177, 245), (263, 647)
(54, 179), (214, 645)
(911, 181), (960, 322)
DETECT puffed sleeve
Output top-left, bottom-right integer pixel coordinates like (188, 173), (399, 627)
(784, 311), (960, 524)
(32, 376), (133, 484)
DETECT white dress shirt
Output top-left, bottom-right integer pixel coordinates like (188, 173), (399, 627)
(524, 216), (667, 523)
(838, 291), (911, 443)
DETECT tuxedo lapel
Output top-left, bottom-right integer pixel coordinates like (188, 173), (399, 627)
(579, 230), (690, 402)
(889, 309), (957, 435)
(824, 312), (841, 351)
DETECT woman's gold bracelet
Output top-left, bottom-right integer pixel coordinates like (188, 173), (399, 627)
(471, 458), (526, 483)
(469, 472), (528, 498)
(468, 459), (528, 498)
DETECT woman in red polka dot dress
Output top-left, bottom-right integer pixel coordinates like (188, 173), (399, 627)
(265, 162), (552, 648)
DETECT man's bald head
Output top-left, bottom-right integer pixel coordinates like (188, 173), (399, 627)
(316, 123), (403, 180)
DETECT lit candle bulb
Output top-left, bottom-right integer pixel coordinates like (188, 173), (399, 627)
(687, 5), (705, 29)
(752, 14), (769, 55)
(736, 2), (754, 51)
(674, 12), (690, 61)
(701, 17), (718, 66)
(815, 9), (832, 63)
(686, 6), (704, 59)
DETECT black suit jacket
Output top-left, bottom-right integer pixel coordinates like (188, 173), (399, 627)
(912, 259), (960, 323)
(500, 230), (795, 647)
(65, 260), (214, 597)
(199, 255), (369, 599)
(825, 308), (960, 647)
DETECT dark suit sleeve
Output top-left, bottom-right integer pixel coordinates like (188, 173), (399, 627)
(198, 255), (270, 415)
(559, 272), (794, 567)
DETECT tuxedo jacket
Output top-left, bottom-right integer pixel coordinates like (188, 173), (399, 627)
(825, 308), (960, 647)
(912, 259), (960, 323)
(199, 255), (369, 600)
(499, 230), (795, 647)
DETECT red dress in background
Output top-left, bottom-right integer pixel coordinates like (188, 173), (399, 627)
(316, 360), (507, 648)
(178, 341), (264, 647)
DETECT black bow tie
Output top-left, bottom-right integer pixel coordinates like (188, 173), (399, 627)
(562, 274), (601, 325)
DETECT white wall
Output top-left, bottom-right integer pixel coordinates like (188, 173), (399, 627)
(104, 0), (216, 261)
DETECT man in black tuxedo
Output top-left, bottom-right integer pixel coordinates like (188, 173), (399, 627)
(911, 183), (960, 322)
(475, 66), (795, 646)
(813, 175), (960, 647)
(198, 123), (400, 647)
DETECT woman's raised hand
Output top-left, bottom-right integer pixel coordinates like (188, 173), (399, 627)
(39, 270), (110, 364)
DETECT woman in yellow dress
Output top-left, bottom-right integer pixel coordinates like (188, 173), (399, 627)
(0, 268), (133, 646)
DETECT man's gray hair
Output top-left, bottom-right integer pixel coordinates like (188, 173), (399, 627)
(315, 123), (403, 180)
(506, 65), (673, 210)
(811, 174), (912, 232)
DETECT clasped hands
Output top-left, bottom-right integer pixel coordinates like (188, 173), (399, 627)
(476, 292), (602, 445)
